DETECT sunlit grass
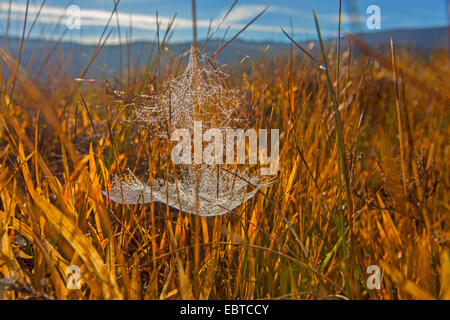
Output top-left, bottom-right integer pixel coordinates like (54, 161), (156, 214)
(0, 1), (449, 300)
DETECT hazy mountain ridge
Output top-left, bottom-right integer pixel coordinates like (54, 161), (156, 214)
(1, 26), (448, 80)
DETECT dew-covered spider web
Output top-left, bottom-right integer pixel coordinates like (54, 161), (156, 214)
(103, 166), (272, 216)
(103, 47), (273, 216)
(134, 47), (245, 137)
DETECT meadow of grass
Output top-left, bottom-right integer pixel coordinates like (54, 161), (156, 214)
(0, 1), (449, 300)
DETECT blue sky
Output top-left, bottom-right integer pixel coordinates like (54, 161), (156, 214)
(0, 0), (448, 43)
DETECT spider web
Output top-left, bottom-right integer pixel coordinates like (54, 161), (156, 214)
(104, 47), (272, 216)
(134, 47), (245, 137)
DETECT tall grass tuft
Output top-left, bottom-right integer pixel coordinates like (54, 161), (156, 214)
(0, 1), (449, 300)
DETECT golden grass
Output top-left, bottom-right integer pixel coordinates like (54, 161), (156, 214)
(0, 9), (449, 299)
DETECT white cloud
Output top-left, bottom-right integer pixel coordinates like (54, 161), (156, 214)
(219, 4), (268, 23)
(0, 2), (336, 44)
(270, 5), (365, 24)
(320, 13), (365, 24)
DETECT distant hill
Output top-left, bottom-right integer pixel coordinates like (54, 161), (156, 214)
(355, 26), (448, 49)
(1, 26), (448, 80)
